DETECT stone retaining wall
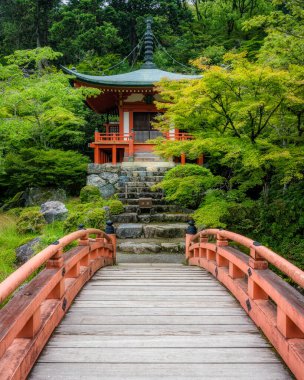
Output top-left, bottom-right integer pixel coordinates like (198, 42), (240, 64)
(86, 164), (169, 199)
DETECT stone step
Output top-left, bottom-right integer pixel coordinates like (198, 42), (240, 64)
(117, 238), (185, 254)
(111, 213), (138, 223)
(119, 177), (164, 184)
(118, 187), (162, 194)
(129, 171), (165, 178)
(124, 205), (185, 213)
(120, 198), (167, 205)
(115, 223), (188, 239)
(117, 252), (183, 263)
(111, 213), (191, 224)
(138, 213), (191, 224)
(118, 182), (159, 188)
(118, 192), (163, 199)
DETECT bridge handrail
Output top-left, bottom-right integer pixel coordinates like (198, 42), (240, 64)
(0, 228), (111, 304)
(186, 227), (304, 380)
(190, 228), (304, 288)
(0, 227), (116, 380)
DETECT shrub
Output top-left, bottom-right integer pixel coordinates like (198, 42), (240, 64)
(85, 209), (106, 229)
(193, 190), (232, 228)
(16, 210), (46, 234)
(1, 148), (89, 195)
(6, 207), (24, 217)
(108, 199), (124, 215)
(154, 164), (223, 209)
(80, 185), (101, 203)
(63, 207), (106, 233)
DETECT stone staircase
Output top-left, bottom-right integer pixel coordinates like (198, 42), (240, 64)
(111, 166), (191, 256)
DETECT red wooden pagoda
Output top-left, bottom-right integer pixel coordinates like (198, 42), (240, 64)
(63, 19), (201, 166)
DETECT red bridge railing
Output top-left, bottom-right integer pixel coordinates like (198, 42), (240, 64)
(185, 228), (304, 380)
(0, 228), (116, 380)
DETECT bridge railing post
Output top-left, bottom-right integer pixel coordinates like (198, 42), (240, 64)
(46, 246), (65, 299)
(78, 228), (90, 266)
(106, 221), (116, 264)
(216, 232), (229, 268)
(185, 220), (197, 260)
(247, 241), (269, 300)
(249, 241), (268, 270)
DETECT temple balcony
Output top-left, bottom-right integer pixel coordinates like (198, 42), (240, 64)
(93, 131), (193, 144)
(89, 130), (199, 166)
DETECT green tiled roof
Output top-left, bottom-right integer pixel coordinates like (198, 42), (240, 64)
(62, 67), (201, 87)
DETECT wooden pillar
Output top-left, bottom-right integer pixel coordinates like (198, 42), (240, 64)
(197, 154), (204, 165)
(94, 147), (101, 164)
(100, 150), (105, 164)
(181, 152), (186, 165)
(112, 145), (117, 165)
(129, 132), (134, 159)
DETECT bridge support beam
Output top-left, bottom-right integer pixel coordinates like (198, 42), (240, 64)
(229, 263), (244, 279)
(248, 279), (268, 300)
(277, 307), (304, 339)
(17, 307), (41, 339)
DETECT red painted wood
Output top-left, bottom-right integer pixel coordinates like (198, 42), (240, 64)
(185, 230), (304, 379)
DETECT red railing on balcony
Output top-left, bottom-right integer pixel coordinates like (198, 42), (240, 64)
(94, 131), (193, 143)
(94, 132), (131, 143)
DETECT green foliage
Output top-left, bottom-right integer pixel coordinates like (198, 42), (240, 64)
(16, 210), (46, 234)
(6, 207), (25, 217)
(80, 185), (101, 203)
(193, 190), (233, 228)
(154, 164), (222, 209)
(1, 148), (89, 195)
(63, 207), (106, 233)
(0, 192), (24, 211)
(108, 199), (124, 215)
(5, 47), (63, 68)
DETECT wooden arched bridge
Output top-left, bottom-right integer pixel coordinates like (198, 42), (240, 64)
(0, 224), (303, 379)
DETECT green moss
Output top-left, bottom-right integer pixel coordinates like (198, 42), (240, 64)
(80, 185), (101, 203)
(63, 207), (106, 233)
(108, 199), (124, 215)
(16, 210), (46, 234)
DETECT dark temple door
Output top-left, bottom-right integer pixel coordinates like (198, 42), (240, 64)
(133, 112), (162, 142)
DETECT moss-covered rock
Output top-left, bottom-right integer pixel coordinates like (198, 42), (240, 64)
(80, 185), (101, 203)
(16, 210), (46, 234)
(108, 199), (124, 215)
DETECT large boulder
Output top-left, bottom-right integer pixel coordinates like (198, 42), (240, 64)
(15, 237), (41, 265)
(99, 183), (116, 198)
(86, 175), (116, 199)
(40, 201), (68, 224)
(86, 175), (106, 188)
(23, 188), (66, 207)
(116, 223), (143, 239)
(100, 172), (119, 184)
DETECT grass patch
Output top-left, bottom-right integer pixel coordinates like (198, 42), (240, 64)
(0, 214), (36, 282)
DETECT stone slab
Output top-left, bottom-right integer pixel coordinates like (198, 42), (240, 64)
(116, 224), (143, 239)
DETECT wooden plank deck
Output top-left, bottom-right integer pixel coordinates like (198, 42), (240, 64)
(29, 263), (291, 379)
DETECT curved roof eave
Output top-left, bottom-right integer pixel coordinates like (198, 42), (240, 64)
(62, 66), (201, 87)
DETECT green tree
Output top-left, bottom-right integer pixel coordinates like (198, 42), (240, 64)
(0, 0), (61, 56)
(0, 47), (98, 198)
(243, 0), (304, 67)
